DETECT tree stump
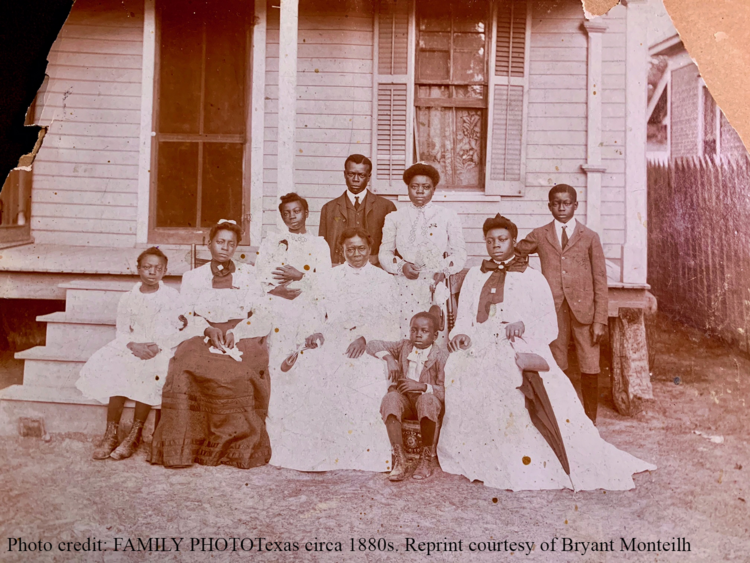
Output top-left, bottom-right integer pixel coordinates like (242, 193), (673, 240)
(608, 307), (653, 416)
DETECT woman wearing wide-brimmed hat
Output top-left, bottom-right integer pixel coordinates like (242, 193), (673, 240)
(378, 162), (467, 339)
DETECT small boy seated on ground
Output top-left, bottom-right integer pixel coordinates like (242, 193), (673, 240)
(367, 308), (448, 482)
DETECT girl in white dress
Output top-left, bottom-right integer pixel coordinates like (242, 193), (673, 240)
(254, 193), (332, 367)
(77, 247), (184, 460)
(268, 228), (400, 473)
(438, 215), (656, 491)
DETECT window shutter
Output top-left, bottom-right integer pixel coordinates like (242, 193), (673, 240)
(372, 0), (414, 194)
(485, 0), (530, 195)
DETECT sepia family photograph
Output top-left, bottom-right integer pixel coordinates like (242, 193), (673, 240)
(0, 0), (747, 560)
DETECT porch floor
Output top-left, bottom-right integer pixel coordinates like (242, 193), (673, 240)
(0, 243), (260, 276)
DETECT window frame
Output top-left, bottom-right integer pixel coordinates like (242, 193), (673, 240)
(148, 0), (254, 245)
(371, 0), (531, 197)
(414, 0), (492, 190)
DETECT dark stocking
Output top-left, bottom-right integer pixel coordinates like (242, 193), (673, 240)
(106, 396), (127, 423)
(134, 401), (152, 423)
(419, 418), (436, 448)
(385, 415), (403, 448)
(580, 373), (599, 424)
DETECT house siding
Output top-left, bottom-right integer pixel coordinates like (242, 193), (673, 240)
(599, 3), (627, 271)
(670, 63), (700, 159)
(263, 0), (375, 237)
(31, 0), (144, 247)
(261, 0), (621, 269)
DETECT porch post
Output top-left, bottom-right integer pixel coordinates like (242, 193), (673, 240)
(581, 19), (607, 238)
(136, 0), (156, 245)
(249, 0), (267, 245)
(277, 0), (299, 218)
(622, 0), (648, 284)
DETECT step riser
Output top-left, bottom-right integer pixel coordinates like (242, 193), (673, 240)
(0, 390), (158, 436)
(65, 289), (126, 317)
(23, 360), (84, 389)
(44, 324), (116, 351)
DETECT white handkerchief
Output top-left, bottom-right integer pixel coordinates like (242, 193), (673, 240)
(204, 337), (244, 362)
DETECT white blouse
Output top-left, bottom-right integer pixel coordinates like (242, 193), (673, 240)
(254, 229), (332, 294)
(114, 282), (185, 350)
(304, 262), (401, 344)
(379, 202), (467, 277)
(179, 261), (272, 341)
(450, 265), (559, 348)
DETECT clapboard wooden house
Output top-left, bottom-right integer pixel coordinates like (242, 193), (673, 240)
(0, 0), (653, 432)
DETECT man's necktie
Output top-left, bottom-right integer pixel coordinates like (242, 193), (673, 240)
(354, 196), (360, 210)
(561, 225), (569, 250)
(476, 256), (528, 323)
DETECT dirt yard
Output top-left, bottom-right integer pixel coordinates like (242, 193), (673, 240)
(1, 313), (748, 562)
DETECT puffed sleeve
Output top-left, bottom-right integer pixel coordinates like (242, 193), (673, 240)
(178, 269), (211, 341)
(227, 283), (274, 342)
(113, 290), (133, 343)
(378, 211), (402, 276)
(254, 235), (277, 293)
(514, 269), (558, 346)
(449, 267), (479, 340)
(156, 288), (190, 351)
(440, 209), (467, 275)
(295, 238), (333, 294)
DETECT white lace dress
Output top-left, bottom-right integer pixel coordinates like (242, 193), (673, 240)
(437, 265), (656, 491)
(76, 282), (184, 407)
(267, 263), (400, 472)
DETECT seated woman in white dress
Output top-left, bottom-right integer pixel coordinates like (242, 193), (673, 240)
(255, 192), (332, 366)
(268, 228), (400, 473)
(379, 163), (466, 341)
(438, 215), (656, 491)
(77, 247), (184, 461)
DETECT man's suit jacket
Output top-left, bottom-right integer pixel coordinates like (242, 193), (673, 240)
(366, 339), (447, 404)
(319, 191), (396, 265)
(515, 220), (608, 326)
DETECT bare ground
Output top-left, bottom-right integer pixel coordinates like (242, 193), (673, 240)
(1, 313), (749, 563)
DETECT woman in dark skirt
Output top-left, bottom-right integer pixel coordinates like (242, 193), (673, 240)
(148, 220), (273, 469)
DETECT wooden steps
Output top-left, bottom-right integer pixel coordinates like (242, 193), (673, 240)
(0, 279), (133, 435)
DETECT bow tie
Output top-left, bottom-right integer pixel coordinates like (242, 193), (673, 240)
(480, 255), (528, 274)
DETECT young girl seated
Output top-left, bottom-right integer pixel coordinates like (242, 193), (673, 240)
(76, 247), (184, 461)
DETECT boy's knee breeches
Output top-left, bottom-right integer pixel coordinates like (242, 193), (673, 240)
(380, 389), (442, 423)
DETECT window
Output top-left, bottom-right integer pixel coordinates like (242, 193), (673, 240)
(371, 0), (530, 195)
(415, 0), (489, 189)
(151, 0), (251, 243)
(701, 85), (717, 156)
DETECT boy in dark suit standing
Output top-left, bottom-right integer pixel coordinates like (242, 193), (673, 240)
(367, 309), (447, 482)
(515, 184), (608, 424)
(319, 154), (396, 266)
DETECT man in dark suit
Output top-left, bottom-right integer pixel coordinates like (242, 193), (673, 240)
(319, 154), (396, 266)
(515, 184), (609, 424)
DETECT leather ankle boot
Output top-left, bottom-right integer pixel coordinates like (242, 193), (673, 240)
(388, 444), (408, 482)
(110, 420), (144, 460)
(92, 422), (119, 460)
(412, 446), (436, 481)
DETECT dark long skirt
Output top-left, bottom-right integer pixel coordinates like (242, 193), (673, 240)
(148, 320), (271, 469)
